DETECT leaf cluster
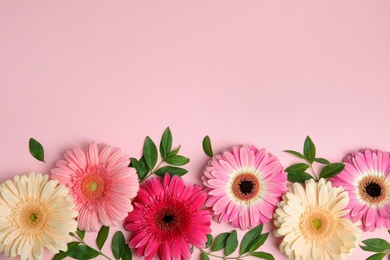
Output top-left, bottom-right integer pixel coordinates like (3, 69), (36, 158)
(130, 127), (190, 181)
(202, 225), (274, 260)
(360, 237), (390, 260)
(284, 136), (345, 183)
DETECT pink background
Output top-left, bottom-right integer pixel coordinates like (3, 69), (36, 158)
(1, 1), (390, 259)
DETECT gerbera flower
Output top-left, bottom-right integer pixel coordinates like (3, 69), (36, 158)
(202, 145), (287, 229)
(51, 142), (139, 231)
(0, 172), (77, 260)
(330, 149), (390, 231)
(274, 178), (361, 260)
(124, 174), (211, 260)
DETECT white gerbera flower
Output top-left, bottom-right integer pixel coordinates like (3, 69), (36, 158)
(274, 178), (361, 260)
(0, 173), (78, 260)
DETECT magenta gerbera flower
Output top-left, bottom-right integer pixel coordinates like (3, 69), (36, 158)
(51, 142), (139, 231)
(330, 149), (390, 231)
(124, 174), (211, 260)
(202, 145), (287, 230)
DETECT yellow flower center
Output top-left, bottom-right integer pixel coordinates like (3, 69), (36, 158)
(29, 213), (37, 222)
(81, 174), (106, 200)
(300, 206), (336, 242)
(231, 173), (261, 202)
(359, 176), (388, 205)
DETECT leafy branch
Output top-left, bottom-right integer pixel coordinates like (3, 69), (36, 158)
(360, 234), (390, 260)
(200, 225), (274, 260)
(130, 127), (190, 181)
(284, 136), (345, 183)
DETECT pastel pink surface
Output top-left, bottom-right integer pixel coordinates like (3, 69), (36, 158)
(1, 1), (390, 260)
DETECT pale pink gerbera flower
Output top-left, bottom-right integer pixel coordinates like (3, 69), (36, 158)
(124, 174), (211, 260)
(330, 149), (390, 231)
(203, 145), (287, 230)
(51, 142), (139, 231)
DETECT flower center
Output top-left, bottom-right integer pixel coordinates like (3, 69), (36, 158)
(29, 213), (37, 222)
(155, 208), (180, 231)
(81, 173), (106, 200)
(232, 173), (260, 201)
(300, 206), (335, 242)
(359, 176), (388, 205)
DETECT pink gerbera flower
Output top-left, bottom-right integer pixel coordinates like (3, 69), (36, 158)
(202, 145), (287, 230)
(51, 142), (139, 231)
(330, 149), (390, 231)
(124, 174), (211, 260)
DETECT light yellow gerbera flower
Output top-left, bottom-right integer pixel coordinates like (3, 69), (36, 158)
(274, 178), (361, 260)
(0, 172), (78, 260)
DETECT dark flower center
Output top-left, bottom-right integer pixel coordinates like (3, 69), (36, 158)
(163, 214), (174, 224)
(232, 173), (260, 201)
(239, 180), (254, 195)
(365, 182), (381, 197)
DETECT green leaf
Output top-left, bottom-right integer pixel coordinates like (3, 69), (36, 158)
(201, 252), (210, 260)
(29, 138), (45, 163)
(167, 146), (180, 157)
(67, 245), (100, 259)
(130, 157), (149, 180)
(211, 232), (229, 252)
(122, 245), (133, 260)
(314, 158), (330, 164)
(225, 230), (238, 256)
(248, 233), (269, 253)
(287, 171), (313, 183)
(165, 155), (190, 166)
(76, 229), (85, 240)
(96, 226), (109, 250)
(202, 135), (213, 157)
(53, 242), (80, 260)
(190, 245), (194, 254)
(240, 224), (263, 255)
(154, 166), (188, 177)
(160, 127), (173, 159)
(366, 253), (387, 260)
(319, 163), (345, 179)
(361, 238), (390, 252)
(250, 251), (275, 260)
(303, 136), (316, 163)
(283, 150), (306, 159)
(285, 163), (309, 174)
(112, 231), (126, 260)
(205, 234), (213, 248)
(143, 136), (158, 170)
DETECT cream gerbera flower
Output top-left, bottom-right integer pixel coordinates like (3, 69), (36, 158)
(274, 178), (361, 260)
(0, 172), (78, 260)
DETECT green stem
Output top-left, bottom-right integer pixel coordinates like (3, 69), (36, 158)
(141, 160), (165, 181)
(309, 163), (318, 181)
(73, 234), (112, 260)
(200, 249), (247, 259)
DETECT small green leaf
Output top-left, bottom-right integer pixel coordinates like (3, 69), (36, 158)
(205, 234), (213, 248)
(287, 172), (313, 183)
(202, 135), (213, 157)
(143, 136), (158, 170)
(190, 245), (194, 254)
(201, 252), (210, 260)
(366, 253), (387, 260)
(240, 224), (263, 255)
(165, 155), (190, 166)
(211, 232), (229, 252)
(67, 245), (100, 259)
(225, 230), (238, 256)
(250, 251), (275, 260)
(122, 245), (133, 260)
(285, 163), (309, 174)
(29, 138), (45, 163)
(112, 231), (126, 260)
(361, 238), (390, 252)
(130, 157), (149, 180)
(248, 233), (269, 253)
(53, 242), (80, 260)
(76, 229), (85, 240)
(167, 146), (180, 157)
(96, 226), (109, 250)
(283, 150), (306, 159)
(154, 166), (188, 177)
(319, 163), (345, 179)
(160, 127), (173, 159)
(314, 158), (330, 164)
(303, 136), (316, 163)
